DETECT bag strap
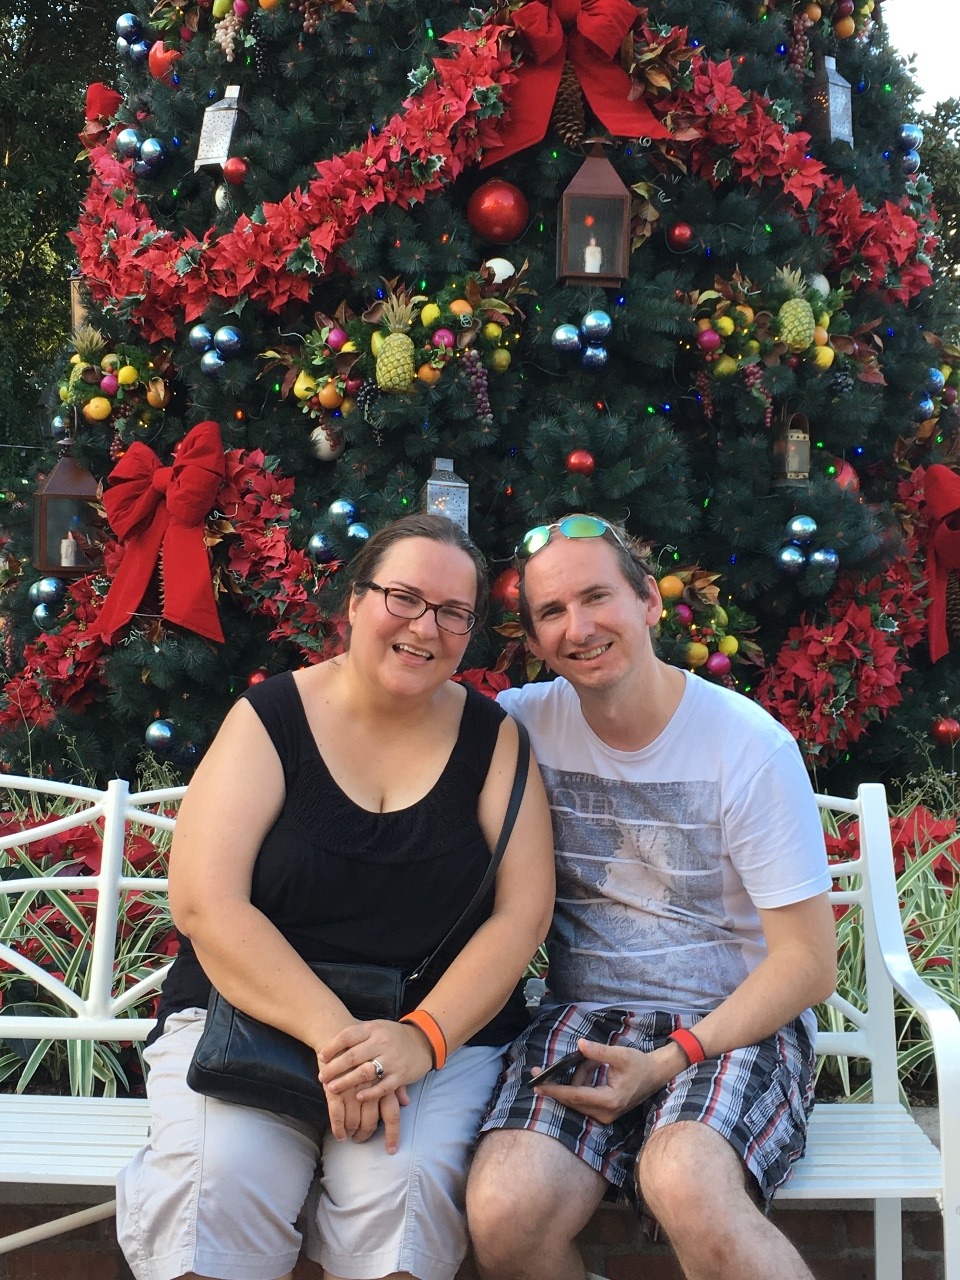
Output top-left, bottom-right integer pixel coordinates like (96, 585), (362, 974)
(407, 720), (530, 981)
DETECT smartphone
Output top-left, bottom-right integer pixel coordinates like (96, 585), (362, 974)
(528, 1049), (585, 1086)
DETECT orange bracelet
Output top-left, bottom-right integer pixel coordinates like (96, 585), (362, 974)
(668, 1028), (706, 1066)
(400, 1009), (448, 1070)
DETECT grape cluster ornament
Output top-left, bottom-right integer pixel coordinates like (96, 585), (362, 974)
(551, 310), (613, 372)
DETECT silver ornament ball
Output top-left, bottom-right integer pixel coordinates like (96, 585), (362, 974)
(346, 522), (370, 543)
(307, 532), (337, 563)
(145, 719), (177, 753)
(580, 344), (608, 372)
(187, 324), (213, 353)
(213, 325), (244, 357)
(328, 498), (357, 526)
(139, 137), (166, 168)
(551, 324), (581, 354)
(32, 603), (60, 630)
(784, 514), (818, 544)
(116, 12), (142, 39)
(580, 310), (612, 343)
(200, 349), (227, 377)
(808, 547), (840, 573)
(775, 544), (807, 576)
(116, 128), (142, 158)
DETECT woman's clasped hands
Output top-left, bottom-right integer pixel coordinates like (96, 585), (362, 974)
(317, 1018), (434, 1153)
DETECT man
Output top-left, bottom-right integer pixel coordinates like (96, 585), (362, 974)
(467, 514), (836, 1280)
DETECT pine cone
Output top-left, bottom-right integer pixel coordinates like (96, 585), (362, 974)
(553, 62), (585, 150)
(947, 571), (960, 649)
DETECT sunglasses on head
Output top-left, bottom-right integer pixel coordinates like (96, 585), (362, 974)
(515, 515), (631, 563)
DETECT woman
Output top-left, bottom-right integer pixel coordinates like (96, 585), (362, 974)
(116, 512), (555, 1280)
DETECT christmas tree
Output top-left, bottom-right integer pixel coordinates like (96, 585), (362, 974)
(0, 0), (957, 790)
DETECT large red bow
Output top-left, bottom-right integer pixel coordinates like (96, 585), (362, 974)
(482, 0), (670, 167)
(923, 463), (960, 663)
(94, 421), (226, 644)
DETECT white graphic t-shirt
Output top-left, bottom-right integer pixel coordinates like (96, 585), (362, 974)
(498, 672), (830, 1016)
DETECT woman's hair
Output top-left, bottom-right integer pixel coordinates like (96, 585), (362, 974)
(347, 513), (489, 621)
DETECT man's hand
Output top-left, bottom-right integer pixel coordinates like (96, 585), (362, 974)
(532, 1037), (680, 1123)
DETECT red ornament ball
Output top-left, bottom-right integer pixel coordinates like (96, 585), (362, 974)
(696, 328), (723, 354)
(466, 180), (529, 244)
(833, 461), (860, 492)
(565, 448), (596, 477)
(247, 670), (270, 686)
(705, 651), (732, 677)
(666, 222), (694, 251)
(931, 716), (960, 747)
(490, 567), (521, 614)
(943, 386), (958, 407)
(222, 157), (249, 186)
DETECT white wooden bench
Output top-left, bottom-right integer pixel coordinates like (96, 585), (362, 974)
(0, 776), (958, 1280)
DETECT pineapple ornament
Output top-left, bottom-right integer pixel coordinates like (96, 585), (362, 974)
(370, 280), (426, 393)
(775, 268), (816, 352)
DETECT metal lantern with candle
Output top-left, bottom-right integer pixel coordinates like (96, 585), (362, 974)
(425, 458), (469, 534)
(33, 447), (102, 577)
(806, 55), (854, 147)
(557, 145), (631, 288)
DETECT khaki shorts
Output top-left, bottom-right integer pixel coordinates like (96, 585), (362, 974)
(117, 1008), (504, 1280)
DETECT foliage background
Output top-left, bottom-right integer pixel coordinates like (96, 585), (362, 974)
(0, 0), (116, 486)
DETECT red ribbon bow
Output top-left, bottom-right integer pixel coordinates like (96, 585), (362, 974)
(923, 463), (960, 663)
(482, 0), (670, 167)
(94, 421), (226, 644)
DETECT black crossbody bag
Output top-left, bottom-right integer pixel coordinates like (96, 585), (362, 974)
(186, 722), (530, 1125)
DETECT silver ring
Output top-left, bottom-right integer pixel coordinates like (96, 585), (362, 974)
(371, 1058), (385, 1081)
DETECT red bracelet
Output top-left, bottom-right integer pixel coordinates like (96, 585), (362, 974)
(400, 1009), (448, 1070)
(668, 1028), (706, 1066)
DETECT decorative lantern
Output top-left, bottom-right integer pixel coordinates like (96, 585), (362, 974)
(425, 457), (469, 534)
(806, 55), (853, 147)
(194, 85), (241, 171)
(772, 412), (811, 487)
(70, 272), (89, 331)
(32, 448), (102, 577)
(557, 145), (631, 288)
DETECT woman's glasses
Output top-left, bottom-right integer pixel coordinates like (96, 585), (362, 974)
(357, 581), (477, 634)
(515, 515), (631, 563)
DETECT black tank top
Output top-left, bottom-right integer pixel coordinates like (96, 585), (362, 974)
(153, 672), (529, 1046)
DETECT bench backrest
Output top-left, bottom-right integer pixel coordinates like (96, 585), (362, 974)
(1, 776), (183, 1043)
(0, 774), (946, 1106)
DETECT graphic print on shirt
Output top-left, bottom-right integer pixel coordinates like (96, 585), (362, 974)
(541, 767), (750, 1010)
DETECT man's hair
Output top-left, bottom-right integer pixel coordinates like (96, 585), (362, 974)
(517, 519), (655, 636)
(346, 513), (489, 622)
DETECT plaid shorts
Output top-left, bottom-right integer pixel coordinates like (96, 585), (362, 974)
(480, 1004), (816, 1232)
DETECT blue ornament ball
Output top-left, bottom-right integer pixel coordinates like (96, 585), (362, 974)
(128, 38), (151, 63)
(32, 603), (60, 631)
(213, 325), (244, 357)
(307, 532), (336, 563)
(775, 544), (806, 576)
(346, 522), (370, 543)
(115, 12), (142, 39)
(116, 128), (142, 158)
(551, 323), (581, 354)
(328, 498), (357, 526)
(133, 159), (155, 179)
(580, 344), (608, 372)
(145, 719), (177, 753)
(927, 367), (946, 395)
(808, 547), (840, 573)
(200, 349), (226, 377)
(187, 323), (213, 353)
(116, 36), (130, 56)
(898, 123), (924, 151)
(580, 310), (612, 343)
(27, 581), (44, 606)
(172, 742), (200, 767)
(784, 514), (818, 545)
(901, 149), (921, 176)
(35, 577), (66, 606)
(915, 396), (936, 422)
(139, 138), (166, 168)
(50, 414), (67, 440)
